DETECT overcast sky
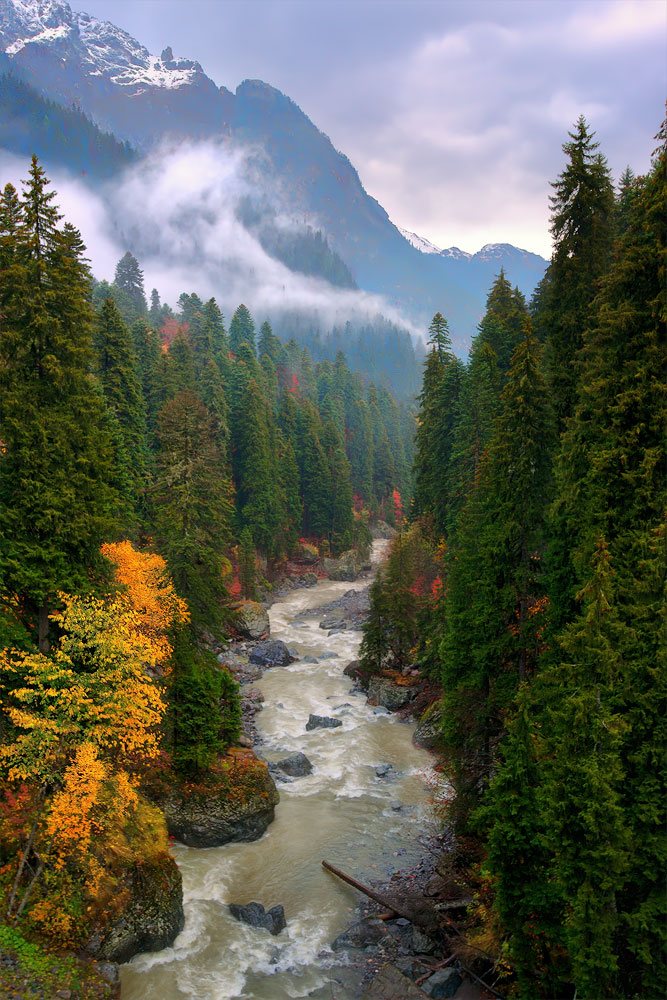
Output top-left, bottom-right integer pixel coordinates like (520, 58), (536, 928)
(77, 0), (665, 257)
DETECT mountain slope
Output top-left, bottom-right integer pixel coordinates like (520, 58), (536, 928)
(0, 0), (548, 348)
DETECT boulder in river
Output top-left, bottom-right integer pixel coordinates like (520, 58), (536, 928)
(234, 601), (270, 640)
(274, 752), (313, 777)
(249, 639), (295, 667)
(306, 714), (342, 731)
(154, 754), (280, 848)
(367, 676), (417, 712)
(229, 901), (286, 936)
(375, 763), (393, 777)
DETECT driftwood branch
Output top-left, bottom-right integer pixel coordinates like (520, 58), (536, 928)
(322, 860), (401, 917)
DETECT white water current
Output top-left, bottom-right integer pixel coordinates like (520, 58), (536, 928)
(120, 543), (434, 999)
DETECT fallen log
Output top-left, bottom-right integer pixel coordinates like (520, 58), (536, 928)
(322, 860), (401, 918)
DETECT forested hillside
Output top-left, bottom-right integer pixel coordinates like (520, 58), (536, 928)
(360, 116), (666, 999)
(0, 156), (414, 980)
(0, 71), (137, 178)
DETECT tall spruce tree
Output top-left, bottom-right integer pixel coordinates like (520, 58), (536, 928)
(93, 298), (148, 511)
(540, 116), (614, 428)
(153, 389), (233, 637)
(0, 158), (118, 650)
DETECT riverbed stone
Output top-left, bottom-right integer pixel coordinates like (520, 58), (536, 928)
(274, 752), (313, 777)
(319, 651), (338, 659)
(322, 549), (367, 581)
(306, 714), (343, 731)
(234, 601), (270, 640)
(368, 677), (417, 712)
(422, 967), (462, 998)
(249, 639), (295, 667)
(157, 761), (280, 847)
(229, 901), (286, 936)
(331, 918), (388, 951)
(375, 763), (393, 777)
(361, 964), (429, 999)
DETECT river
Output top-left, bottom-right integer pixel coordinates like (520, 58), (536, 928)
(120, 543), (434, 999)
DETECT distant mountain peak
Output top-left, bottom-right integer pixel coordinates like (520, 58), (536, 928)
(1, 0), (207, 94)
(398, 227), (473, 261)
(398, 227), (442, 255)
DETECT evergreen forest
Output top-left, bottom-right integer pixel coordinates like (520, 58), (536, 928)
(359, 116), (666, 999)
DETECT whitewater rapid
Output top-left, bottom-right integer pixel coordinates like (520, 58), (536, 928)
(120, 543), (434, 999)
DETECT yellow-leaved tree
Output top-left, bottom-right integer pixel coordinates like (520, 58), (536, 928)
(0, 541), (188, 934)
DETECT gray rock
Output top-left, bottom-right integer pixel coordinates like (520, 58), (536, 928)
(370, 520), (397, 540)
(322, 550), (362, 582)
(235, 602), (270, 640)
(306, 714), (343, 731)
(372, 705), (389, 715)
(411, 927), (438, 954)
(368, 677), (416, 712)
(413, 701), (445, 751)
(157, 768), (280, 848)
(375, 763), (393, 777)
(319, 651), (338, 660)
(343, 659), (362, 678)
(422, 968), (462, 998)
(391, 802), (403, 812)
(331, 918), (388, 951)
(275, 752), (313, 777)
(249, 639), (296, 667)
(85, 858), (184, 964)
(303, 655), (318, 663)
(91, 962), (120, 986)
(229, 901), (286, 936)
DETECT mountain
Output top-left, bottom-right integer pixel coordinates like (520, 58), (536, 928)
(0, 0), (549, 350)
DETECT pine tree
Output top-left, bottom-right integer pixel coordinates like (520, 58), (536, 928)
(169, 628), (241, 774)
(541, 116), (615, 428)
(0, 158), (118, 650)
(113, 250), (147, 324)
(93, 299), (147, 509)
(238, 526), (257, 599)
(232, 378), (279, 555)
(153, 390), (233, 637)
(229, 303), (255, 354)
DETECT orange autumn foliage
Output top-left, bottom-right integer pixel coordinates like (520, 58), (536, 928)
(101, 540), (189, 670)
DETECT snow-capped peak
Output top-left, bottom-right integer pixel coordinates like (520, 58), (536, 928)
(1, 0), (207, 93)
(399, 227), (443, 255)
(399, 227), (474, 261)
(440, 246), (472, 261)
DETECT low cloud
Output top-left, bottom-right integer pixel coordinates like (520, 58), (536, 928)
(0, 142), (422, 339)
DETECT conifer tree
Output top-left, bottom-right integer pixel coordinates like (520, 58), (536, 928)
(540, 116), (614, 428)
(0, 158), (118, 650)
(153, 389), (233, 637)
(93, 299), (147, 508)
(232, 378), (279, 555)
(229, 303), (255, 354)
(113, 251), (147, 325)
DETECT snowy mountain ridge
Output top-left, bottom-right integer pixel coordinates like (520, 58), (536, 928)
(1, 0), (208, 94)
